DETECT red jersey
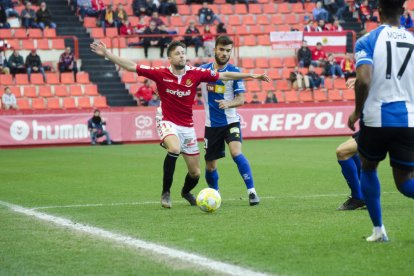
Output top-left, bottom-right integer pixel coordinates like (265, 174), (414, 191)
(312, 48), (327, 61)
(135, 85), (154, 102)
(136, 65), (220, 127)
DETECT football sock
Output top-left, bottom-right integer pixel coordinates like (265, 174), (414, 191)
(247, 188), (257, 195)
(182, 173), (200, 194)
(205, 169), (219, 190)
(399, 178), (414, 199)
(338, 158), (363, 200)
(361, 170), (382, 227)
(162, 152), (179, 194)
(233, 154), (254, 189)
(352, 153), (362, 178)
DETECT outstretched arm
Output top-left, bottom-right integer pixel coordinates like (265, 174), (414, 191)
(90, 41), (137, 72)
(215, 93), (245, 109)
(219, 72), (270, 82)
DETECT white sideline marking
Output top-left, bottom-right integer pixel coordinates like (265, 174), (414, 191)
(29, 192), (398, 210)
(0, 200), (271, 276)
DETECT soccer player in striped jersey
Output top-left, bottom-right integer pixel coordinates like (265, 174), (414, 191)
(200, 36), (260, 206)
(348, 0), (414, 242)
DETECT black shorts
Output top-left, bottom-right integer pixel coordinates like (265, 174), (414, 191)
(358, 123), (414, 171)
(204, 122), (242, 161)
(352, 131), (359, 143)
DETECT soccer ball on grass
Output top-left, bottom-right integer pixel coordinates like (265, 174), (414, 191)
(196, 188), (221, 212)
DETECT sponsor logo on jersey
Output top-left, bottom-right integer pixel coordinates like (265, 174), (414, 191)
(355, 50), (367, 60)
(210, 70), (216, 76)
(230, 127), (240, 134)
(185, 79), (193, 87)
(140, 65), (151, 69)
(166, 88), (191, 97)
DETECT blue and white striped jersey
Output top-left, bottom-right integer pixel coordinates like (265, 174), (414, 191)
(200, 62), (245, 127)
(355, 25), (414, 127)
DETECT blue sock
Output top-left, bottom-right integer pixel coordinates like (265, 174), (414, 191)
(361, 170), (382, 227)
(399, 178), (414, 199)
(233, 154), (254, 189)
(352, 154), (362, 179)
(205, 169), (219, 190)
(338, 158), (363, 200)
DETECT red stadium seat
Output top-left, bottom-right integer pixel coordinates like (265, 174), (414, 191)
(52, 39), (65, 50)
(30, 73), (44, 84)
(39, 86), (53, 98)
(90, 28), (105, 39)
(112, 37), (127, 48)
(285, 14), (298, 24)
(267, 69), (282, 80)
(76, 72), (90, 84)
(16, 98), (31, 110)
(14, 29), (27, 39)
(177, 5), (191, 15)
(269, 57), (283, 68)
(234, 4), (247, 14)
(257, 35), (271, 46)
(243, 35), (257, 46)
(249, 25), (262, 34)
(22, 40), (35, 50)
(54, 85), (69, 97)
(261, 81), (275, 92)
(255, 57), (269, 69)
(284, 90), (299, 103)
(291, 3), (304, 13)
(61, 72), (75, 84)
(69, 85), (84, 96)
(284, 56), (297, 68)
(0, 29), (12, 38)
(46, 73), (60, 84)
(93, 96), (108, 108)
(0, 74), (14, 85)
(28, 29), (43, 38)
(313, 90), (328, 102)
(47, 98), (61, 109)
(84, 84), (99, 96)
(249, 4), (262, 14)
(32, 98), (46, 110)
(342, 89), (355, 101)
(15, 74), (29, 85)
(170, 16), (184, 27)
(246, 81), (260, 92)
(43, 28), (56, 38)
(299, 91), (313, 102)
(23, 86), (37, 97)
(328, 90), (343, 101)
(122, 71), (136, 83)
(279, 81), (292, 91)
(105, 28), (118, 38)
(220, 4), (233, 15)
(334, 78), (347, 89)
(263, 3), (277, 14)
(277, 2), (291, 13)
(228, 15), (242, 26)
(9, 86), (22, 97)
(83, 17), (97, 28)
(36, 39), (50, 50)
(242, 15), (255, 25)
(257, 15), (270, 25)
(7, 39), (20, 50)
(241, 58), (255, 69)
(275, 91), (284, 102)
(62, 97), (77, 109)
(78, 96), (92, 108)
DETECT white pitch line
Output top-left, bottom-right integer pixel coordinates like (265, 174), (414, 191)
(0, 200), (271, 276)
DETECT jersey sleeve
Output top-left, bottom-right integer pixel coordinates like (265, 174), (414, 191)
(197, 68), (220, 83)
(354, 32), (376, 68)
(232, 66), (245, 94)
(136, 64), (161, 82)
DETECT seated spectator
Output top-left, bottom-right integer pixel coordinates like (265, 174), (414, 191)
(78, 0), (97, 19)
(0, 5), (10, 29)
(307, 64), (324, 90)
(297, 40), (313, 68)
(133, 0), (157, 17)
(1, 86), (18, 110)
(36, 2), (57, 30)
(324, 53), (344, 78)
(115, 3), (127, 24)
(315, 19), (329, 32)
(0, 0), (19, 18)
(334, 0), (348, 21)
(101, 4), (119, 31)
(330, 19), (343, 31)
(357, 0), (377, 27)
(303, 16), (315, 32)
(203, 25), (215, 57)
(0, 53), (10, 74)
(25, 49), (46, 82)
(195, 92), (203, 105)
(142, 21), (164, 58)
(8, 50), (26, 77)
(91, 0), (105, 21)
(149, 11), (165, 27)
(159, 0), (178, 16)
(87, 109), (112, 145)
(159, 24), (174, 49)
(250, 92), (262, 104)
(312, 1), (329, 22)
(183, 20), (203, 57)
(340, 52), (356, 81)
(289, 66), (310, 90)
(400, 10), (413, 29)
(135, 16), (147, 33)
(148, 93), (160, 106)
(120, 19), (134, 35)
(21, 2), (39, 29)
(264, 91), (278, 104)
(134, 79), (155, 106)
(216, 22), (227, 34)
(59, 46), (78, 79)
(198, 2), (221, 25)
(312, 42), (327, 67)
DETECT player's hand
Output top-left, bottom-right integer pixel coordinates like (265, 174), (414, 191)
(215, 99), (229, 109)
(252, 73), (270, 82)
(90, 41), (108, 57)
(348, 111), (360, 131)
(346, 78), (356, 89)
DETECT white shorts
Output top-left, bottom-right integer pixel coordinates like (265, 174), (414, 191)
(156, 118), (199, 155)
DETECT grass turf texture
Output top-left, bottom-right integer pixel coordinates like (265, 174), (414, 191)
(1, 137), (413, 275)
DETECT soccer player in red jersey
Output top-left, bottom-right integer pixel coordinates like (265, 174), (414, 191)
(91, 40), (269, 208)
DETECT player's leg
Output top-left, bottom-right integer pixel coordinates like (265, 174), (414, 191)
(205, 159), (219, 190)
(336, 136), (364, 210)
(204, 126), (226, 191)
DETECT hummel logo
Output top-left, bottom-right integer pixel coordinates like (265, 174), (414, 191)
(163, 78), (173, 82)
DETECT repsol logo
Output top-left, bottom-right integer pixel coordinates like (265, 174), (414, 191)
(166, 88), (191, 97)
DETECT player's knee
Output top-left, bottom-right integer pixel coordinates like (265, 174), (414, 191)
(189, 168), (201, 179)
(230, 149), (242, 158)
(167, 146), (181, 154)
(336, 147), (346, 160)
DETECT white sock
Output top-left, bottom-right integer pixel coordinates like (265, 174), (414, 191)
(247, 188), (256, 195)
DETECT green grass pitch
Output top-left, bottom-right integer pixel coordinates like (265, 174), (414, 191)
(1, 137), (413, 275)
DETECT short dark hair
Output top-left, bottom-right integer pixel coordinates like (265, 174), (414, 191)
(166, 40), (186, 57)
(215, 35), (233, 47)
(316, 42), (322, 46)
(379, 0), (405, 18)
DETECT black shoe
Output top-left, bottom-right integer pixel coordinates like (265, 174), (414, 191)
(337, 196), (365, 210)
(181, 192), (197, 206)
(249, 193), (260, 206)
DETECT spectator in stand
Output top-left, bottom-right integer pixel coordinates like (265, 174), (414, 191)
(312, 1), (329, 22)
(59, 47), (78, 80)
(0, 53), (10, 74)
(216, 22), (227, 34)
(2, 86), (18, 110)
(307, 64), (325, 90)
(340, 52), (356, 81)
(159, 24), (174, 49)
(303, 16), (315, 32)
(202, 25), (215, 57)
(316, 19), (329, 31)
(91, 0), (105, 22)
(133, 0), (157, 17)
(36, 2), (57, 30)
(195, 92), (203, 105)
(330, 19), (343, 31)
(21, 2), (39, 29)
(198, 2), (222, 25)
(184, 20), (203, 57)
(8, 50), (26, 77)
(312, 42), (327, 67)
(159, 0), (178, 16)
(135, 16), (147, 33)
(297, 40), (313, 68)
(289, 66), (310, 90)
(250, 92), (262, 104)
(142, 21), (164, 58)
(357, 0), (377, 27)
(101, 4), (119, 32)
(78, 0), (95, 20)
(135, 79), (155, 106)
(25, 49), (46, 82)
(0, 5), (10, 29)
(334, 0), (348, 21)
(0, 0), (19, 18)
(150, 11), (165, 27)
(264, 91), (278, 104)
(120, 19), (134, 35)
(400, 10), (413, 29)
(115, 3), (127, 24)
(88, 109), (112, 145)
(147, 93), (160, 106)
(324, 53), (344, 78)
